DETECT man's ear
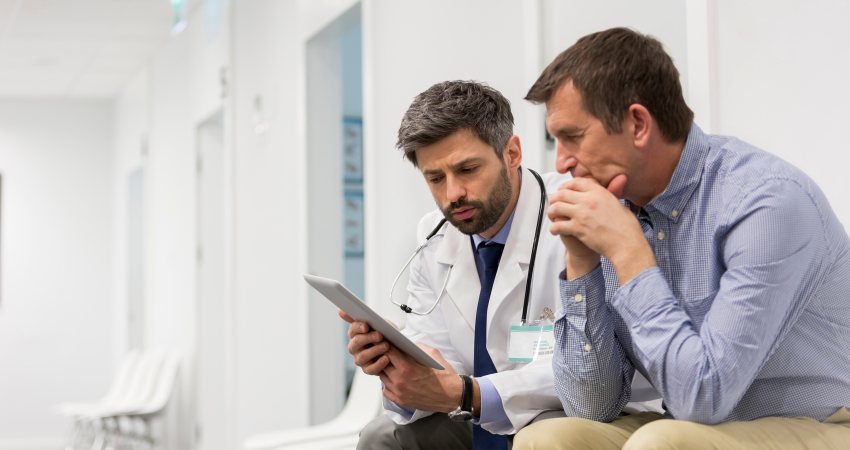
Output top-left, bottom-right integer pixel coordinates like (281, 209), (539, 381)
(502, 135), (523, 169)
(627, 104), (652, 149)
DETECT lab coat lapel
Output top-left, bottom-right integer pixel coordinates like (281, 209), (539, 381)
(486, 168), (539, 339)
(436, 225), (479, 331)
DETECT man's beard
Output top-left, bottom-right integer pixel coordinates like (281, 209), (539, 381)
(441, 165), (513, 236)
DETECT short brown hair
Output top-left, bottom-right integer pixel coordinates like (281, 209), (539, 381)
(526, 27), (693, 142)
(397, 80), (514, 167)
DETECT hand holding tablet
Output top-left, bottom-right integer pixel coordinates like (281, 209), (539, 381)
(305, 274), (445, 370)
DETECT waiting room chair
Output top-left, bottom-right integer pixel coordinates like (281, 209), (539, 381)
(244, 370), (382, 449)
(55, 350), (180, 450)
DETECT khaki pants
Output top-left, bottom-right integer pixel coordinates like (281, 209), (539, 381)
(513, 408), (850, 450)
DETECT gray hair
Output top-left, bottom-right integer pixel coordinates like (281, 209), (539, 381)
(396, 80), (514, 167)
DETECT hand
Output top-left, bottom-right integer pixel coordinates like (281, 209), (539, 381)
(548, 176), (656, 284)
(340, 310), (391, 375)
(379, 344), (462, 413)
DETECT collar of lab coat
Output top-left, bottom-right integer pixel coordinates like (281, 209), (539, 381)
(435, 166), (543, 331)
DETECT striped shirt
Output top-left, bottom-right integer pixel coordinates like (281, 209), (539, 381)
(554, 124), (850, 424)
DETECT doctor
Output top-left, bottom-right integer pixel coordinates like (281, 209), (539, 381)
(344, 80), (568, 449)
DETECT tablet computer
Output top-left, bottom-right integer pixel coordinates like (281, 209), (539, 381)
(304, 274), (444, 370)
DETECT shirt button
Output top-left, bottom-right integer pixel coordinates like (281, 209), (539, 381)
(583, 343), (592, 352)
(574, 294), (583, 303)
(671, 209), (679, 218)
(657, 231), (666, 240)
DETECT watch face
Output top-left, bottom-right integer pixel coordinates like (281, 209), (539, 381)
(448, 408), (474, 422)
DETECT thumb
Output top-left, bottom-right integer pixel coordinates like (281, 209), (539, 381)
(606, 174), (628, 199)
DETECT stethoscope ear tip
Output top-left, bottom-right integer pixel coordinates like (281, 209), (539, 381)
(400, 305), (412, 314)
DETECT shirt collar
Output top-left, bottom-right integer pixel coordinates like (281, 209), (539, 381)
(643, 123), (710, 222)
(472, 207), (515, 248)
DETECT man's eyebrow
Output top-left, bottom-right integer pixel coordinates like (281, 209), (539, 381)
(552, 125), (585, 136)
(422, 167), (444, 177)
(422, 157), (485, 176)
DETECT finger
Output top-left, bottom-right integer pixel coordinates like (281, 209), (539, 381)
(362, 354), (390, 375)
(549, 218), (580, 238)
(380, 378), (402, 406)
(606, 173), (628, 199)
(348, 321), (377, 341)
(384, 344), (418, 369)
(417, 342), (435, 353)
(338, 309), (354, 323)
(418, 344), (455, 373)
(353, 342), (390, 367)
(547, 201), (580, 222)
(548, 187), (584, 206)
(348, 330), (385, 354)
(346, 320), (371, 339)
(560, 176), (603, 192)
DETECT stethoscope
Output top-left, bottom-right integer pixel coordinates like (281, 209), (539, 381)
(389, 168), (547, 325)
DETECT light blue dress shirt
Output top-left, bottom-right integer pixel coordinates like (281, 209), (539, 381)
(554, 124), (850, 424)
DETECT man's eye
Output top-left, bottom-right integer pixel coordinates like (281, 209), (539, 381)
(460, 166), (478, 174)
(428, 176), (444, 184)
(557, 131), (583, 143)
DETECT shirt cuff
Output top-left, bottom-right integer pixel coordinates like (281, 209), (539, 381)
(474, 376), (512, 430)
(559, 266), (605, 318)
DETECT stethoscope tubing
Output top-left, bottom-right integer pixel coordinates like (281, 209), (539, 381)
(393, 168), (547, 324)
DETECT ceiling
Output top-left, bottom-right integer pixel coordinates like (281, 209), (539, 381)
(0, 0), (174, 99)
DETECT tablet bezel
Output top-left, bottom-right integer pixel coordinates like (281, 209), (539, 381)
(304, 274), (445, 370)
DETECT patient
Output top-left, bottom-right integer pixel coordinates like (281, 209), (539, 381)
(515, 26), (850, 449)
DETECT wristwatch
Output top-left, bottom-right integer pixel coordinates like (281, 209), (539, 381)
(448, 374), (474, 422)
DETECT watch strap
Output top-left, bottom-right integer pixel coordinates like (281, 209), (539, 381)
(459, 374), (473, 413)
(448, 375), (474, 422)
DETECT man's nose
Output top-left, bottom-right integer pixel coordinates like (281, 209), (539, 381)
(445, 175), (466, 203)
(556, 146), (578, 175)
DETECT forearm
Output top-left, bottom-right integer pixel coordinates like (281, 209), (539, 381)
(612, 269), (732, 422)
(554, 267), (631, 422)
(612, 263), (813, 423)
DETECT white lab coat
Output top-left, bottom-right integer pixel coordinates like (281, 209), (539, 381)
(387, 167), (569, 434)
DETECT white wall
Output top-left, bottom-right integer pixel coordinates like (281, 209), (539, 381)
(229, 0), (309, 442)
(713, 0), (850, 228)
(0, 99), (114, 448)
(111, 2), (231, 448)
(362, 0), (547, 323)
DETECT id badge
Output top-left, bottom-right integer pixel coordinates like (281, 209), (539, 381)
(507, 322), (555, 363)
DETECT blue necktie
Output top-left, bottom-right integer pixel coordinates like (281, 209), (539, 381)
(473, 242), (508, 450)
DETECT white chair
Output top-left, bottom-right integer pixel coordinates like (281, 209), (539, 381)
(53, 350), (141, 418)
(115, 351), (181, 448)
(86, 351), (166, 449)
(54, 351), (142, 449)
(244, 370), (382, 450)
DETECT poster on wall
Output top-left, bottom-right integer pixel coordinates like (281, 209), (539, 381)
(342, 117), (363, 183)
(343, 189), (364, 257)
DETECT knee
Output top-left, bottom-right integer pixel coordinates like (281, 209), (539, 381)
(624, 419), (701, 450)
(357, 415), (400, 450)
(514, 417), (606, 450)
